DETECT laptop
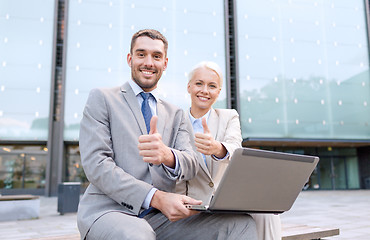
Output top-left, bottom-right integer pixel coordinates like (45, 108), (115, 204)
(186, 147), (319, 214)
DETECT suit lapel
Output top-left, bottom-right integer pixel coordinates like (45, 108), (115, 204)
(184, 111), (211, 178)
(156, 99), (167, 137)
(199, 153), (211, 178)
(120, 82), (147, 135)
(208, 108), (219, 140)
(204, 108), (220, 177)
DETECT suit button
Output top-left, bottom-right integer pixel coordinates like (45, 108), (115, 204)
(209, 182), (214, 188)
(149, 163), (153, 167)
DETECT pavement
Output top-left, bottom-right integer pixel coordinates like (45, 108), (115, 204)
(0, 190), (369, 240)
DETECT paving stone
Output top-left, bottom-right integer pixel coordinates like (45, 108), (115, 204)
(0, 190), (369, 239)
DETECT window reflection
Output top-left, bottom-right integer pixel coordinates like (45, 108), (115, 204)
(236, 0), (370, 139)
(64, 0), (227, 141)
(65, 145), (88, 188)
(0, 1), (55, 140)
(0, 145), (47, 189)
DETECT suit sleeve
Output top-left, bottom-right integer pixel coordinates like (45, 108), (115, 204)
(212, 109), (243, 162)
(168, 109), (199, 181)
(79, 89), (153, 215)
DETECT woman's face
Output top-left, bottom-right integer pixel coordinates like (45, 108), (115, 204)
(188, 67), (221, 112)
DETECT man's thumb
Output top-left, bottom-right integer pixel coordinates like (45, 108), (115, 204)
(202, 117), (210, 134)
(149, 116), (158, 134)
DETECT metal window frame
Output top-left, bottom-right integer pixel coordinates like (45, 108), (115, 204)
(365, 0), (370, 64)
(224, 0), (240, 112)
(45, 0), (69, 196)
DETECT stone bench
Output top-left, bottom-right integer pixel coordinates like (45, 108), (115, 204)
(282, 223), (340, 240)
(31, 234), (80, 240)
(0, 194), (40, 221)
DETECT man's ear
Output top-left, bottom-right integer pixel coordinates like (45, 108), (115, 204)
(127, 53), (132, 67)
(163, 57), (168, 71)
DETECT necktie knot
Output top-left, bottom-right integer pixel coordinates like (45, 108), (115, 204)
(140, 92), (151, 101)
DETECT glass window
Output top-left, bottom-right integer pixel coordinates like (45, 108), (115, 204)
(0, 0), (55, 140)
(236, 0), (370, 140)
(65, 145), (88, 188)
(346, 156), (360, 189)
(64, 0), (227, 140)
(0, 145), (47, 189)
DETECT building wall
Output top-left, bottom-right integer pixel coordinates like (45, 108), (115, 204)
(0, 0), (55, 140)
(0, 0), (369, 195)
(236, 0), (370, 140)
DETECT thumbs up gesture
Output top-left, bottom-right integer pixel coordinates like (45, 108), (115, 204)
(148, 115), (158, 134)
(138, 116), (175, 168)
(194, 117), (227, 158)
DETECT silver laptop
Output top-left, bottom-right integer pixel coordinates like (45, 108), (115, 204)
(186, 147), (319, 214)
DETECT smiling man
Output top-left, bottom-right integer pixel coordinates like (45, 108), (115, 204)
(77, 29), (257, 240)
(128, 34), (167, 92)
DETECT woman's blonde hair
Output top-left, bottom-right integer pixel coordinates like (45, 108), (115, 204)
(188, 61), (223, 88)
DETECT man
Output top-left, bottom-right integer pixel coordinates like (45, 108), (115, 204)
(77, 29), (257, 240)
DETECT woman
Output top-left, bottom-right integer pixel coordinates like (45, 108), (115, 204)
(176, 61), (281, 240)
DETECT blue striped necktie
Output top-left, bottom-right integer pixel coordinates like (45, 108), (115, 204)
(138, 92), (155, 218)
(140, 92), (152, 134)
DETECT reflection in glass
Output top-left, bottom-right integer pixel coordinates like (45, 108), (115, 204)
(0, 1), (55, 140)
(345, 156), (360, 189)
(65, 145), (88, 188)
(319, 158), (333, 189)
(0, 145), (47, 189)
(64, 0), (227, 141)
(236, 0), (370, 140)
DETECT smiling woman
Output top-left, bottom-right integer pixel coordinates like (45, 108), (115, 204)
(187, 62), (222, 118)
(177, 61), (282, 240)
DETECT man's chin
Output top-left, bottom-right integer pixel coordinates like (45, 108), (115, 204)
(136, 80), (158, 91)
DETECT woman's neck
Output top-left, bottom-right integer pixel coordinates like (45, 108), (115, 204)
(190, 106), (210, 119)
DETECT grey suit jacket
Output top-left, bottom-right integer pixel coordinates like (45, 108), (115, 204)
(176, 108), (242, 203)
(77, 82), (198, 239)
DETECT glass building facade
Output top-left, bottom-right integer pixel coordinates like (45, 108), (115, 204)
(237, 0), (370, 140)
(0, 0), (369, 195)
(64, 0), (227, 140)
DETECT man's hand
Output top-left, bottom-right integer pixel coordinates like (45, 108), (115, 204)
(194, 117), (227, 158)
(138, 116), (175, 168)
(150, 190), (202, 222)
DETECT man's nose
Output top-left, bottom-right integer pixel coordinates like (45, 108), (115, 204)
(144, 56), (154, 66)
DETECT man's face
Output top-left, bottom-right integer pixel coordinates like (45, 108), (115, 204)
(127, 36), (168, 92)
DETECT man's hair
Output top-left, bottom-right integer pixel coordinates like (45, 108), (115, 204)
(130, 29), (168, 56)
(188, 61), (223, 88)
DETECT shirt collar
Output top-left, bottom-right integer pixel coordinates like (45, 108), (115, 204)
(188, 108), (211, 124)
(128, 79), (159, 102)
